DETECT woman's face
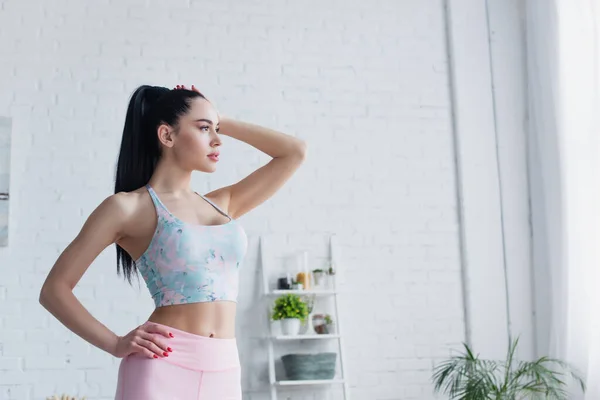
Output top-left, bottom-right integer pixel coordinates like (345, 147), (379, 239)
(164, 97), (222, 172)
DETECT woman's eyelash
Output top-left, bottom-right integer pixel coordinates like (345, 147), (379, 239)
(200, 125), (220, 133)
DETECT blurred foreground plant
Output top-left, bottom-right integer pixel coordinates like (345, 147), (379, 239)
(432, 337), (586, 399)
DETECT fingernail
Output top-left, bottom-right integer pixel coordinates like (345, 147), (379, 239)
(163, 352), (169, 357)
(153, 354), (158, 358)
(167, 347), (172, 352)
(169, 333), (174, 338)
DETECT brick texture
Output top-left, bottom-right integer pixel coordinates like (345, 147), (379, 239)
(0, 0), (463, 399)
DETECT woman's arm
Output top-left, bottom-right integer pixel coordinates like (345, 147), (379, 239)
(39, 194), (131, 355)
(220, 117), (306, 159)
(39, 193), (173, 359)
(208, 117), (307, 219)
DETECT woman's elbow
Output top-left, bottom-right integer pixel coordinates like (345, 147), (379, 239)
(39, 280), (66, 307)
(39, 282), (52, 306)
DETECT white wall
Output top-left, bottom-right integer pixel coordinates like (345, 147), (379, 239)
(486, 0), (535, 360)
(446, 0), (533, 361)
(0, 0), (531, 399)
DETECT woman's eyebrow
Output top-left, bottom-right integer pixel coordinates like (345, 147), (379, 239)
(194, 118), (219, 125)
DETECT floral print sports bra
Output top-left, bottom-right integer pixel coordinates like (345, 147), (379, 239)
(135, 184), (248, 307)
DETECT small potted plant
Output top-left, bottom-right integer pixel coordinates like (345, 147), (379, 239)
(271, 294), (309, 335)
(313, 313), (333, 334)
(312, 268), (325, 286)
(290, 278), (303, 290)
(324, 314), (335, 334)
(327, 261), (336, 276)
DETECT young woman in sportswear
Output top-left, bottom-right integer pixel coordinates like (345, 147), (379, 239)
(39, 84), (307, 399)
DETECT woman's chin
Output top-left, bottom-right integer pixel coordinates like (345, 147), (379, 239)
(197, 164), (217, 173)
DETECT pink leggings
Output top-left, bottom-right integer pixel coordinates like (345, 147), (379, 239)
(114, 321), (242, 400)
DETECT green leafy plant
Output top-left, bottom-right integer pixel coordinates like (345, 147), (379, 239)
(271, 294), (309, 323)
(312, 268), (323, 273)
(327, 261), (336, 275)
(432, 337), (586, 399)
(324, 314), (333, 325)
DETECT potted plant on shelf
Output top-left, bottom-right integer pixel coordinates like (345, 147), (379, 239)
(324, 314), (335, 334)
(327, 261), (336, 276)
(432, 337), (586, 399)
(290, 278), (303, 290)
(312, 268), (324, 286)
(313, 313), (334, 334)
(271, 293), (309, 335)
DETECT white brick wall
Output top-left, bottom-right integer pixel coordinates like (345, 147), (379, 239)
(0, 0), (474, 399)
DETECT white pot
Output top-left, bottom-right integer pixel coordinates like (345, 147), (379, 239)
(313, 272), (325, 287)
(281, 318), (302, 335)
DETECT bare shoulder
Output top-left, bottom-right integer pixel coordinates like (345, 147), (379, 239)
(108, 188), (152, 237)
(79, 187), (147, 239)
(112, 187), (147, 211)
(103, 190), (139, 217)
(40, 189), (149, 290)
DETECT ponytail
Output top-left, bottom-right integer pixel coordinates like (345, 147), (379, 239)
(114, 85), (205, 283)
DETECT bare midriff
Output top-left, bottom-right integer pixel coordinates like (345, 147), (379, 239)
(147, 301), (237, 338)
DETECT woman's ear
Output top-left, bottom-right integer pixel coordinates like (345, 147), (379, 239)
(157, 124), (175, 148)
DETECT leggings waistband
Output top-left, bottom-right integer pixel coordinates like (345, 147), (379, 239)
(140, 321), (240, 372)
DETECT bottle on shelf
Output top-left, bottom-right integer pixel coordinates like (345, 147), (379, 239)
(295, 250), (310, 290)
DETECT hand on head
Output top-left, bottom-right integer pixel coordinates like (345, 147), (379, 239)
(174, 84), (202, 94)
(174, 84), (222, 122)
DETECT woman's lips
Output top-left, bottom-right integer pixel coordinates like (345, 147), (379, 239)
(208, 154), (219, 162)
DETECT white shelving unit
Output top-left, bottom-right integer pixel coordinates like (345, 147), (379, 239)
(259, 234), (350, 400)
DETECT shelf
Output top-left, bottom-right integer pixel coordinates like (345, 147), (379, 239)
(261, 234), (349, 399)
(267, 289), (336, 296)
(274, 379), (345, 386)
(272, 334), (341, 340)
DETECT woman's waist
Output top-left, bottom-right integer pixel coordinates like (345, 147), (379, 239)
(138, 320), (240, 371)
(148, 301), (237, 338)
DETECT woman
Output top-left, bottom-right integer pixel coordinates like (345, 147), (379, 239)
(39, 84), (307, 399)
